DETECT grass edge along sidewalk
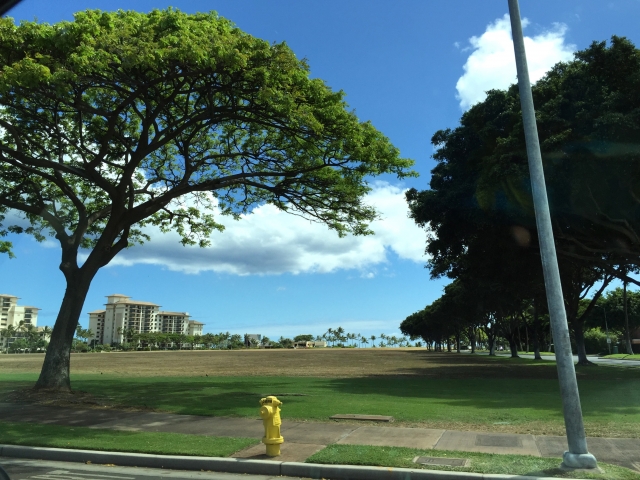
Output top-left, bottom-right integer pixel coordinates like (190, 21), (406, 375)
(1, 422), (639, 480)
(308, 445), (640, 480)
(0, 421), (257, 457)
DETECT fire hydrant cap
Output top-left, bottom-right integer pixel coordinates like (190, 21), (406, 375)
(260, 395), (282, 406)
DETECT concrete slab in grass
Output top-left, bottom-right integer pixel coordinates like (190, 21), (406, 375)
(435, 431), (540, 456)
(279, 422), (358, 445)
(337, 426), (445, 449)
(414, 455), (469, 467)
(330, 414), (394, 422)
(230, 441), (325, 463)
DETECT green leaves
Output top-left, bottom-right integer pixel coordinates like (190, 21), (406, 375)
(410, 37), (640, 284)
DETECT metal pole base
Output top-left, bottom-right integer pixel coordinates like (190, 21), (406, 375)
(562, 451), (598, 469)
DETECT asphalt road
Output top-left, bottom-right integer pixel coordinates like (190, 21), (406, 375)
(0, 458), (310, 480)
(501, 352), (640, 367)
(463, 350), (640, 367)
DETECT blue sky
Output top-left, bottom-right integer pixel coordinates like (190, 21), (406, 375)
(2, 0), (640, 340)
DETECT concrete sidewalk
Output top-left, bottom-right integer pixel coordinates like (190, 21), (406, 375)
(1, 403), (638, 474)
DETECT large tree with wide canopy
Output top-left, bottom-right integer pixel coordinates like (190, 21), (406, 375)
(0, 9), (414, 390)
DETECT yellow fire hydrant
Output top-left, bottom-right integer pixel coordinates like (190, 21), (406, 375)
(259, 395), (284, 456)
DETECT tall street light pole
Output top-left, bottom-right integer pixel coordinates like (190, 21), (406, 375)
(507, 0), (597, 470)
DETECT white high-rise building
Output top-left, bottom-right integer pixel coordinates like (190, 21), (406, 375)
(1, 294), (39, 329)
(88, 294), (204, 345)
(0, 294), (40, 350)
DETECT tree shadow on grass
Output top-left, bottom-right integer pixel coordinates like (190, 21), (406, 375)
(3, 353), (639, 424)
(63, 372), (640, 424)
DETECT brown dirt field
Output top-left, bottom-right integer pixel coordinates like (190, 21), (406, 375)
(0, 348), (560, 378)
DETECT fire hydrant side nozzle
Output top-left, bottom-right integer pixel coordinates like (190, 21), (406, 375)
(259, 395), (284, 457)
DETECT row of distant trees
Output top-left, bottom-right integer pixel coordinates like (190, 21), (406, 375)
(255, 330), (420, 349)
(87, 328), (246, 351)
(402, 38), (640, 362)
(316, 328), (415, 348)
(69, 327), (421, 353)
(0, 322), (51, 353)
(403, 286), (639, 356)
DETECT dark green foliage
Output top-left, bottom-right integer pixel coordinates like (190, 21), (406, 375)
(409, 37), (640, 280)
(405, 37), (640, 363)
(294, 334), (314, 342)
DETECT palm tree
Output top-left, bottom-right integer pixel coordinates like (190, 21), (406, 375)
(324, 328), (334, 346)
(370, 335), (376, 347)
(116, 326), (136, 345)
(1, 325), (16, 353)
(22, 323), (39, 353)
(361, 337), (369, 348)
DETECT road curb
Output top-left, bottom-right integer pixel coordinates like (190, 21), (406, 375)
(0, 445), (583, 480)
(0, 445), (278, 476)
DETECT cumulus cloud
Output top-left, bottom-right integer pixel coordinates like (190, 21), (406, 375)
(456, 14), (575, 110)
(98, 182), (426, 276)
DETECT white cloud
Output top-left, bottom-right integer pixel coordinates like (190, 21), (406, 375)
(456, 14), (575, 110)
(98, 182), (427, 276)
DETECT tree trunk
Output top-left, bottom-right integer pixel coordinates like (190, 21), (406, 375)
(517, 321), (523, 352)
(469, 326), (476, 353)
(486, 326), (496, 355)
(507, 314), (519, 358)
(508, 335), (519, 358)
(572, 319), (594, 366)
(532, 298), (542, 360)
(624, 281), (634, 355)
(455, 331), (460, 353)
(35, 267), (96, 391)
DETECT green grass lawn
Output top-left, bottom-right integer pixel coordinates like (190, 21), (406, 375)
(0, 421), (257, 456)
(602, 354), (640, 360)
(1, 360), (639, 437)
(307, 445), (640, 480)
